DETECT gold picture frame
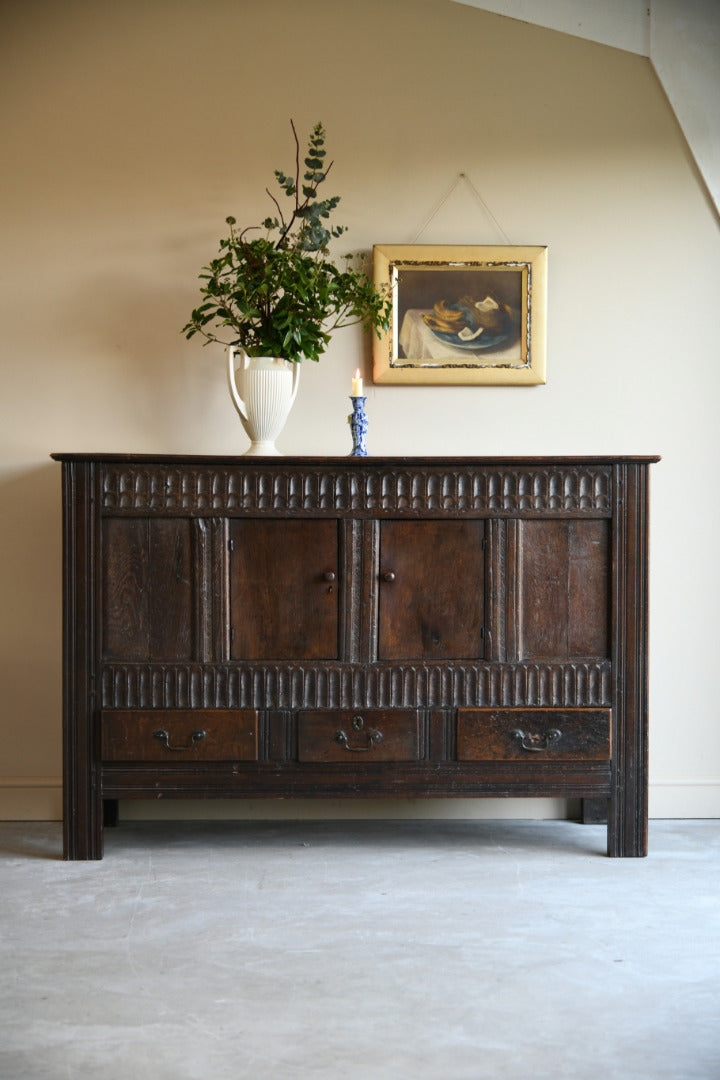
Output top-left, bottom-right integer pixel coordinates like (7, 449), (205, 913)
(372, 244), (547, 385)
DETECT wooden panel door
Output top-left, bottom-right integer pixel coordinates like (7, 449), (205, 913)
(102, 518), (193, 661)
(519, 519), (610, 661)
(377, 520), (485, 660)
(229, 519), (339, 660)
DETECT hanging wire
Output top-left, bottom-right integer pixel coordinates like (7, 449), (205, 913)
(411, 172), (512, 245)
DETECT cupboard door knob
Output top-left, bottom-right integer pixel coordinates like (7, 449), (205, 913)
(382, 570), (396, 583)
(322, 570), (336, 582)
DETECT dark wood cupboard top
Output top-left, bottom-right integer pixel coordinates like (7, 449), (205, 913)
(51, 453), (661, 465)
(53, 453), (659, 521)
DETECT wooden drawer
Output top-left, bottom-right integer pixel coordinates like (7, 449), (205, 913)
(298, 710), (421, 763)
(101, 710), (259, 762)
(457, 708), (611, 762)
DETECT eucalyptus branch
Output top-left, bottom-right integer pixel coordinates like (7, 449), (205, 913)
(275, 120), (336, 252)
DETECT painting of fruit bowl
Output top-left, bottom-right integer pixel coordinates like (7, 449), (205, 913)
(423, 295), (517, 351)
(372, 245), (547, 385)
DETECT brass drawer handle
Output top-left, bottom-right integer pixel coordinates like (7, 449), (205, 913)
(152, 728), (207, 751)
(511, 728), (561, 752)
(334, 715), (383, 752)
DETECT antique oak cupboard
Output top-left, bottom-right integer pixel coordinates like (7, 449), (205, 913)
(53, 454), (658, 859)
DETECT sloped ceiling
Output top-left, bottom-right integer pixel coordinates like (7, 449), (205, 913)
(451, 0), (720, 219)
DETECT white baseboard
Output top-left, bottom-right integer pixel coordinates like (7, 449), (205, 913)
(649, 781), (720, 818)
(1, 778), (718, 821)
(0, 778), (62, 821)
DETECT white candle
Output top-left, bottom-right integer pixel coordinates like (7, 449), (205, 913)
(352, 369), (363, 396)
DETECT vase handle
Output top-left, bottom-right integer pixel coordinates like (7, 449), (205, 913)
(289, 360), (300, 408)
(227, 346), (249, 422)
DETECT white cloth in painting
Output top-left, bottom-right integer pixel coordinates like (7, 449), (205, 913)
(399, 309), (522, 365)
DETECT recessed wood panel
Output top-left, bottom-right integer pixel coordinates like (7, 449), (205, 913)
(568, 520), (610, 658)
(102, 518), (193, 661)
(378, 520), (485, 660)
(229, 519), (339, 660)
(149, 520), (194, 660)
(519, 520), (610, 661)
(102, 518), (149, 660)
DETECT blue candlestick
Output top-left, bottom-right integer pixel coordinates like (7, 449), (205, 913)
(348, 396), (368, 456)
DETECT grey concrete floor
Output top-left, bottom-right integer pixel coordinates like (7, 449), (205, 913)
(1, 819), (719, 1080)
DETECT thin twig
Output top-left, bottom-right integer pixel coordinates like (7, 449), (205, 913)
(265, 187), (286, 230)
(290, 119), (301, 212)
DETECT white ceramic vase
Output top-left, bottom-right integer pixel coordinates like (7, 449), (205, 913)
(227, 347), (300, 456)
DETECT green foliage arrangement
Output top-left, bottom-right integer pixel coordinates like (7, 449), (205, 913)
(182, 121), (391, 363)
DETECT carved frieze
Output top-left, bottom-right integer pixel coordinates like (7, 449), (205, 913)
(101, 661), (612, 711)
(100, 462), (612, 516)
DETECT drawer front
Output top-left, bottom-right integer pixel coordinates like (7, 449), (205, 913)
(101, 710), (259, 762)
(298, 710), (421, 763)
(457, 708), (611, 762)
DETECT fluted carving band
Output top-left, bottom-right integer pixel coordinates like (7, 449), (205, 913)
(101, 661), (612, 711)
(101, 463), (612, 516)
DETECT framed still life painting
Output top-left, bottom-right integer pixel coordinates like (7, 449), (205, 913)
(372, 245), (547, 385)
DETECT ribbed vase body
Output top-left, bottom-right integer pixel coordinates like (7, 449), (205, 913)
(228, 352), (300, 455)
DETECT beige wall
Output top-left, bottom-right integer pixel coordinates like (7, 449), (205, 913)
(2, 0), (718, 820)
